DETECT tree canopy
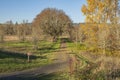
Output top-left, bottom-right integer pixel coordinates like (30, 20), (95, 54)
(81, 0), (119, 23)
(33, 8), (72, 41)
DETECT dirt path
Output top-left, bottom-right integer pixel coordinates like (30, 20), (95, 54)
(0, 42), (70, 80)
(54, 42), (69, 63)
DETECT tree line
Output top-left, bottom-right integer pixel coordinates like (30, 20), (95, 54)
(0, 8), (73, 50)
(0, 20), (32, 42)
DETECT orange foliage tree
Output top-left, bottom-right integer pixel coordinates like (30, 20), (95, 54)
(33, 8), (72, 42)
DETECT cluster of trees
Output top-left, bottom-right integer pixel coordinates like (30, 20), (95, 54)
(0, 20), (32, 42)
(0, 8), (73, 50)
(77, 0), (120, 54)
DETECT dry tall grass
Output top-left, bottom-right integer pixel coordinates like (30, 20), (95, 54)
(74, 51), (120, 80)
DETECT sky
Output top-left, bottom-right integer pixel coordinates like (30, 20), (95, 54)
(0, 0), (86, 24)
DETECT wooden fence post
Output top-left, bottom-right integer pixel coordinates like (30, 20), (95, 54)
(27, 52), (31, 62)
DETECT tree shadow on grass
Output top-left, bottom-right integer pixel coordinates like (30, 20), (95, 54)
(0, 50), (37, 59)
(37, 42), (59, 54)
(38, 38), (71, 54)
(38, 47), (59, 54)
(0, 50), (48, 66)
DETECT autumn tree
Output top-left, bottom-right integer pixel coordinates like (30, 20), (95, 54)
(80, 24), (99, 50)
(33, 8), (72, 42)
(81, 0), (119, 23)
(68, 24), (78, 41)
(31, 23), (42, 50)
(81, 0), (119, 54)
(17, 20), (29, 41)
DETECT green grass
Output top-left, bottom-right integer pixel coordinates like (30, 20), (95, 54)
(0, 40), (60, 73)
(67, 41), (87, 53)
(0, 53), (49, 73)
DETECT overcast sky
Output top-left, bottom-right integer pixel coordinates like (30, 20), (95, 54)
(0, 0), (86, 23)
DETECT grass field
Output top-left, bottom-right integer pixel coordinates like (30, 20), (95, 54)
(0, 38), (120, 80)
(0, 40), (60, 73)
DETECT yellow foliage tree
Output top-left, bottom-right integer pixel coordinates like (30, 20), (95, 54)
(81, 0), (119, 54)
(82, 0), (118, 23)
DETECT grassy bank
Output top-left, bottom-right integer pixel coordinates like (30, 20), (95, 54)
(66, 41), (120, 80)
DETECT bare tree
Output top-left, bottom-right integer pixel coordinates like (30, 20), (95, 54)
(17, 20), (29, 41)
(31, 23), (42, 50)
(4, 20), (14, 35)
